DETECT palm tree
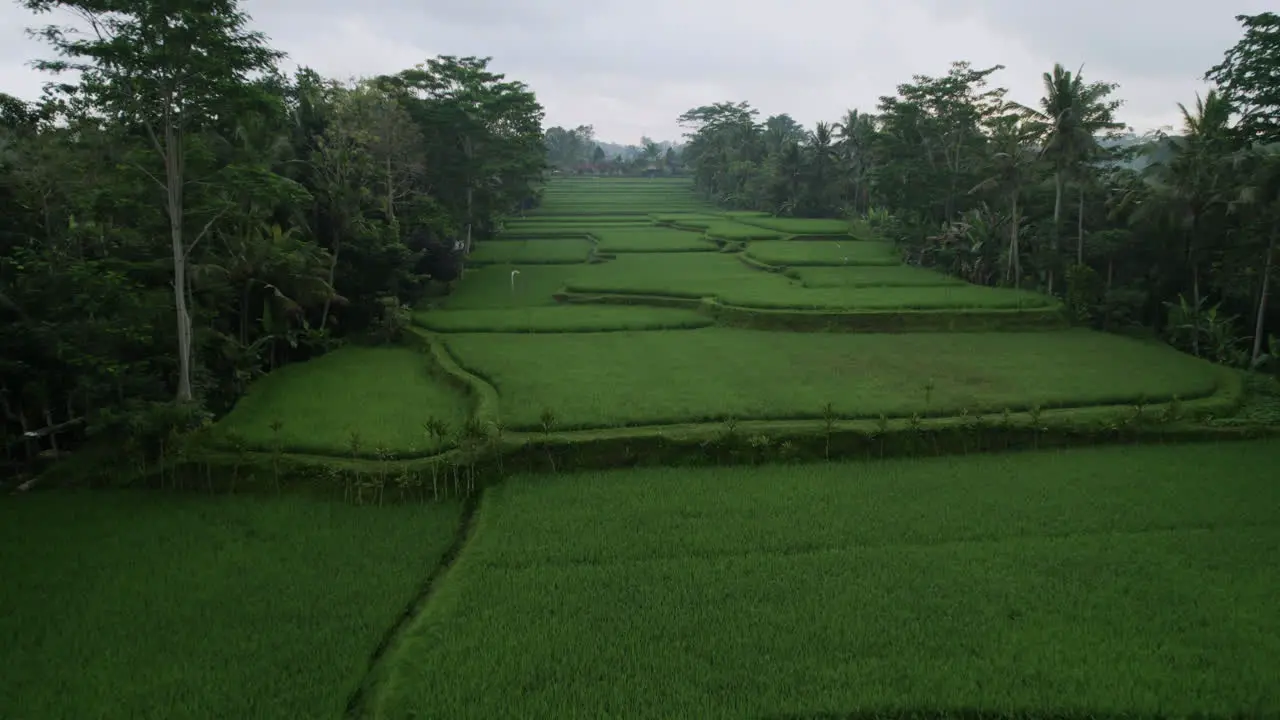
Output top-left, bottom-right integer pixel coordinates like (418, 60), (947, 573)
(971, 111), (1039, 286)
(1230, 142), (1280, 366)
(836, 109), (875, 215)
(1145, 90), (1237, 355)
(1026, 64), (1123, 285)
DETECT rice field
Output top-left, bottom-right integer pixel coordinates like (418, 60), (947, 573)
(0, 492), (462, 720)
(744, 238), (901, 266)
(466, 237), (593, 264)
(560, 252), (1052, 310)
(372, 441), (1280, 718)
(58, 175), (1264, 720)
(591, 226), (717, 252)
(216, 347), (469, 455)
(442, 328), (1226, 430)
(415, 305), (712, 333)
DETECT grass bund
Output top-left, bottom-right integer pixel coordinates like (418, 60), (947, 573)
(371, 441), (1280, 719)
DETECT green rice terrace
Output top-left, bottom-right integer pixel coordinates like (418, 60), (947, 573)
(5, 177), (1279, 719)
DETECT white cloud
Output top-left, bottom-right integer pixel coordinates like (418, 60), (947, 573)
(0, 0), (1268, 143)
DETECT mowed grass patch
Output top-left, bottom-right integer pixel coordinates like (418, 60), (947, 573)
(593, 227), (716, 253)
(216, 347), (469, 455)
(442, 328), (1225, 429)
(372, 441), (1280, 719)
(415, 305), (712, 333)
(467, 238), (592, 264)
(440, 265), (579, 309)
(745, 239), (899, 266)
(792, 265), (966, 288)
(2, 492), (462, 720)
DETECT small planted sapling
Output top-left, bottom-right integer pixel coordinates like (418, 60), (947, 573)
(923, 378), (936, 408)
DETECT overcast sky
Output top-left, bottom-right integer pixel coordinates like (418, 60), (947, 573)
(1, 0), (1271, 145)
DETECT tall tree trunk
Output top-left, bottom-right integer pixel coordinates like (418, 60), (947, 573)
(1192, 264), (1202, 358)
(1252, 227), (1276, 366)
(320, 226), (340, 330)
(385, 157), (395, 222)
(1009, 189), (1021, 288)
(1049, 170), (1063, 294)
(1188, 214), (1201, 358)
(165, 124), (193, 403)
(1076, 183), (1085, 265)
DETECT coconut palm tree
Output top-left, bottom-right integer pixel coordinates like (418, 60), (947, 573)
(971, 111), (1040, 286)
(836, 109), (876, 215)
(1025, 64), (1124, 285)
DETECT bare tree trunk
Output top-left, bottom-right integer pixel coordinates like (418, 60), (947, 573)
(385, 157), (395, 222)
(1009, 190), (1021, 288)
(320, 227), (340, 330)
(1188, 215), (1201, 358)
(1076, 183), (1085, 265)
(165, 122), (193, 403)
(1049, 170), (1063, 294)
(1252, 228), (1276, 366)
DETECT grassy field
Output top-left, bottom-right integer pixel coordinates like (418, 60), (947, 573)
(737, 216), (856, 234)
(372, 441), (1280, 718)
(466, 237), (593, 264)
(0, 491), (462, 720)
(438, 265), (578, 309)
(217, 347), (469, 455)
(561, 252), (1053, 310)
(415, 305), (712, 333)
(792, 265), (966, 287)
(744, 238), (901, 266)
(592, 226), (717, 252)
(442, 328), (1225, 429)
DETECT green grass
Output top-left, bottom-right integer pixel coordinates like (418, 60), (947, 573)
(745, 239), (900, 266)
(792, 265), (966, 288)
(373, 441), (1280, 718)
(592, 227), (716, 253)
(217, 347), (469, 455)
(508, 216), (650, 225)
(564, 252), (784, 300)
(717, 284), (1056, 310)
(667, 218), (783, 240)
(467, 238), (592, 264)
(738, 216), (856, 234)
(439, 265), (580, 309)
(1, 491), (462, 720)
(563, 253), (1051, 310)
(442, 327), (1225, 429)
(414, 305), (712, 333)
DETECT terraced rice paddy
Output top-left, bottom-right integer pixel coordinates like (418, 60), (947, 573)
(0, 493), (462, 720)
(441, 328), (1226, 430)
(373, 441), (1280, 719)
(8, 176), (1271, 720)
(216, 347), (469, 456)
